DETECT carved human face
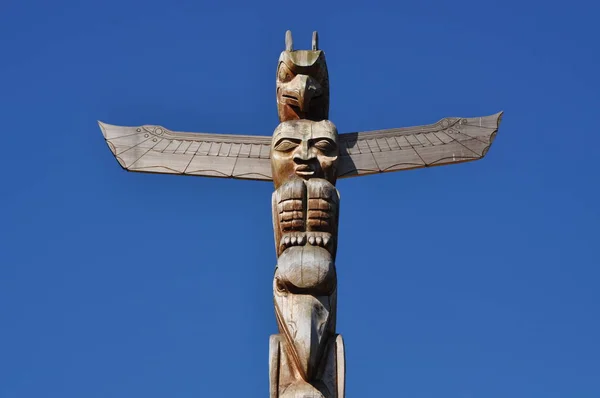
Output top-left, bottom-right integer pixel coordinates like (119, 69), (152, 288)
(276, 50), (329, 122)
(271, 120), (338, 189)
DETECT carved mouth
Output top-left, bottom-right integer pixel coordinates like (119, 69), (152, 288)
(295, 165), (314, 176)
(280, 94), (299, 106)
(281, 93), (322, 103)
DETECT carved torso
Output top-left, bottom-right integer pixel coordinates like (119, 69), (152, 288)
(273, 178), (339, 257)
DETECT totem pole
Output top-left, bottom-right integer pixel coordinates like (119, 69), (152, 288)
(99, 31), (503, 398)
(269, 31), (344, 398)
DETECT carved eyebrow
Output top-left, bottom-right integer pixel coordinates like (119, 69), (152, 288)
(309, 137), (337, 145)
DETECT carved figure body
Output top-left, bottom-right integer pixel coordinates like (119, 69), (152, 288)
(270, 178), (342, 398)
(271, 120), (339, 257)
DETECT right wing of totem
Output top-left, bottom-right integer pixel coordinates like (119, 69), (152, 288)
(337, 112), (503, 178)
(99, 122), (273, 181)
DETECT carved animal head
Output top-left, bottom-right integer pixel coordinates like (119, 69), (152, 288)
(270, 120), (339, 189)
(276, 30), (329, 122)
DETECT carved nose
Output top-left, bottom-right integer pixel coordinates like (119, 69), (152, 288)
(293, 141), (311, 162)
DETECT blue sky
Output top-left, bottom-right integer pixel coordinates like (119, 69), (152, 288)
(2, 1), (599, 397)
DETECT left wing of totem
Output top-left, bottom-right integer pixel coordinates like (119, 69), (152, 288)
(99, 30), (502, 398)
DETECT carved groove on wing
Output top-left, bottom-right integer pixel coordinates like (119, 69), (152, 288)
(99, 122), (273, 181)
(337, 112), (503, 178)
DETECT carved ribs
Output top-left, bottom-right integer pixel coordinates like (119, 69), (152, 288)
(276, 179), (306, 232)
(307, 179), (338, 232)
(274, 178), (339, 257)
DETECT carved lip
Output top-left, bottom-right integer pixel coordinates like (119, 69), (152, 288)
(295, 164), (315, 177)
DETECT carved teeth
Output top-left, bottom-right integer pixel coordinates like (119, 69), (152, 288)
(278, 232), (336, 252)
(279, 233), (312, 253)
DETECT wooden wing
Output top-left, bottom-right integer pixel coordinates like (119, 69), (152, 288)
(99, 122), (273, 181)
(337, 112), (503, 178)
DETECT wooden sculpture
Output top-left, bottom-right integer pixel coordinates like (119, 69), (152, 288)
(99, 30), (503, 398)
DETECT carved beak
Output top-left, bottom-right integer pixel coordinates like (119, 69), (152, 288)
(281, 75), (322, 113)
(274, 293), (334, 381)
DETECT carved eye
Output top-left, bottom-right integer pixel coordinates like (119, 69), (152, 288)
(274, 139), (299, 152)
(313, 139), (336, 153)
(278, 64), (294, 83)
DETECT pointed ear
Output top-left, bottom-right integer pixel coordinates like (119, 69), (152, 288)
(312, 31), (319, 50)
(285, 30), (293, 51)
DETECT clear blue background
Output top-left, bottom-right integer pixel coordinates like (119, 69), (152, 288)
(2, 1), (599, 397)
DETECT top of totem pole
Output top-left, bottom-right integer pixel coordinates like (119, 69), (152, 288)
(98, 29), (502, 184)
(276, 30), (329, 122)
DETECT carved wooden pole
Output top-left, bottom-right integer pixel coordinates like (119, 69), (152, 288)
(99, 29), (503, 398)
(269, 31), (344, 398)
